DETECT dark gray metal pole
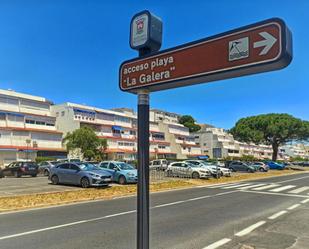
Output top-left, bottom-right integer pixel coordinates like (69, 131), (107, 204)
(137, 90), (150, 249)
(137, 48), (151, 249)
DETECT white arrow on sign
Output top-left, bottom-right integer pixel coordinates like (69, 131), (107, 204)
(253, 32), (277, 55)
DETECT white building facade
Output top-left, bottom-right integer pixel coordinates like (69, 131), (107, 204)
(51, 104), (177, 161)
(150, 109), (203, 159)
(0, 89), (65, 166)
(193, 126), (285, 160)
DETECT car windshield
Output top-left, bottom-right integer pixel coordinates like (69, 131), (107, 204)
(186, 163), (199, 168)
(115, 162), (134, 170)
(77, 163), (99, 171)
(24, 162), (37, 167)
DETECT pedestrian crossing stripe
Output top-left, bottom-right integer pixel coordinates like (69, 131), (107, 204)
(269, 185), (296, 192)
(288, 186), (309, 194)
(208, 182), (309, 195)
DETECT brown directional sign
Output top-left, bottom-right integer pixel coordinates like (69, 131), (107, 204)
(119, 18), (292, 93)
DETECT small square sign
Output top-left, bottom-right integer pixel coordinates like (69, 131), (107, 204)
(229, 37), (249, 61)
(131, 14), (149, 48)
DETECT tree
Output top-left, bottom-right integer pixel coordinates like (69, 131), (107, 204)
(63, 126), (107, 161)
(178, 115), (201, 132)
(230, 114), (309, 161)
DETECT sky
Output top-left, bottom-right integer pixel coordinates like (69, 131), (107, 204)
(0, 0), (308, 129)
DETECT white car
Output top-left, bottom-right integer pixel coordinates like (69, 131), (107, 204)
(149, 159), (169, 171)
(166, 161), (211, 179)
(186, 160), (231, 177)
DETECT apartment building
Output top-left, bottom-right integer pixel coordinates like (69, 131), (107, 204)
(281, 144), (309, 159)
(0, 89), (65, 166)
(193, 126), (277, 160)
(150, 109), (203, 159)
(51, 104), (176, 161)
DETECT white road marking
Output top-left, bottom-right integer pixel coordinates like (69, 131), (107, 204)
(251, 184), (279, 191)
(188, 196), (210, 201)
(268, 210), (288, 220)
(237, 183), (266, 190)
(269, 185), (296, 192)
(154, 200), (186, 208)
(287, 204), (301, 210)
(202, 238), (231, 249)
(222, 183), (252, 189)
(0, 190), (239, 240)
(301, 199), (309, 204)
(288, 186), (309, 194)
(207, 182), (241, 188)
(241, 190), (309, 198)
(235, 221), (266, 237)
(0, 210), (136, 241)
(276, 175), (309, 184)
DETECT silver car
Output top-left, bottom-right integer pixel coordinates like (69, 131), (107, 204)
(166, 161), (211, 179)
(186, 160), (232, 177)
(49, 162), (113, 188)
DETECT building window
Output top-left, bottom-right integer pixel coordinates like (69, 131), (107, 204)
(152, 133), (165, 140)
(130, 130), (136, 135)
(25, 119), (35, 124)
(115, 116), (130, 123)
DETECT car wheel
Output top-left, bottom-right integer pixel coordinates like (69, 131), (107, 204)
(229, 168), (236, 172)
(51, 175), (59, 185)
(166, 170), (172, 177)
(81, 177), (90, 188)
(247, 169), (254, 173)
(259, 167), (265, 172)
(119, 175), (127, 185)
(31, 174), (37, 177)
(43, 169), (50, 177)
(192, 172), (200, 179)
(14, 171), (21, 178)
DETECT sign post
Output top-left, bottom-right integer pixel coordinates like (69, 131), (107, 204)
(130, 10), (163, 249)
(120, 18), (292, 93)
(121, 13), (292, 249)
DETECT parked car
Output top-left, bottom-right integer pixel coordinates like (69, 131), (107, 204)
(166, 161), (211, 179)
(265, 161), (285, 170)
(38, 161), (58, 176)
(49, 162), (113, 188)
(0, 161), (39, 178)
(249, 162), (269, 172)
(149, 159), (169, 171)
(98, 161), (138, 184)
(186, 160), (231, 177)
(228, 161), (256, 173)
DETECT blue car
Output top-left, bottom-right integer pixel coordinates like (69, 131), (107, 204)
(265, 161), (285, 170)
(49, 162), (113, 188)
(98, 161), (138, 184)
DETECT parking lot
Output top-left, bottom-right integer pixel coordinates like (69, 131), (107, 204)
(0, 170), (180, 197)
(0, 176), (80, 197)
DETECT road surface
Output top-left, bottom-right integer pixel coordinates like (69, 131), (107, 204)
(1, 172), (309, 249)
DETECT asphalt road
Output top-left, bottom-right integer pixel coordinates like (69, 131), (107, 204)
(1, 172), (309, 249)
